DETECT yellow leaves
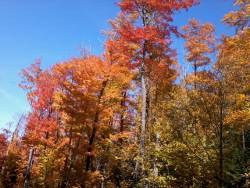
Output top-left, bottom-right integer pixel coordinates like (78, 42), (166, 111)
(225, 93), (250, 127)
(127, 42), (140, 51)
(235, 94), (249, 106)
(225, 110), (250, 127)
(223, 0), (250, 28)
(217, 28), (250, 93)
(183, 18), (216, 70)
(109, 131), (133, 142)
(85, 170), (103, 185)
(109, 63), (133, 86)
(164, 141), (188, 154)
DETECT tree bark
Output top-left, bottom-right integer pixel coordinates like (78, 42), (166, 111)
(242, 125), (246, 152)
(60, 126), (73, 188)
(219, 88), (224, 188)
(86, 80), (108, 171)
(120, 91), (127, 133)
(141, 73), (147, 157)
(24, 147), (35, 188)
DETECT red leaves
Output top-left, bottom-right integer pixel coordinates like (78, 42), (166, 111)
(119, 0), (199, 13)
(19, 59), (42, 90)
(118, 0), (134, 12)
(0, 133), (8, 153)
(20, 61), (59, 148)
(20, 61), (57, 111)
(109, 0), (199, 88)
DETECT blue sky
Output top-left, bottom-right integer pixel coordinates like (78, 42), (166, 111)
(0, 0), (235, 128)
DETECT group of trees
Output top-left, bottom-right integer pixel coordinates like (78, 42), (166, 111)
(0, 0), (249, 187)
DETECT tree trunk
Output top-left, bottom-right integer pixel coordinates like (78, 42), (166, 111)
(24, 147), (35, 188)
(194, 61), (197, 89)
(86, 80), (108, 171)
(60, 126), (73, 188)
(119, 91), (127, 144)
(140, 72), (147, 158)
(153, 133), (160, 177)
(219, 89), (224, 188)
(242, 125), (246, 152)
(120, 91), (127, 133)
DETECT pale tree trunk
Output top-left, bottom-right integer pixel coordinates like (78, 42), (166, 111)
(218, 85), (224, 188)
(242, 125), (246, 152)
(120, 91), (127, 133)
(242, 125), (246, 172)
(219, 111), (223, 188)
(140, 39), (151, 188)
(140, 8), (152, 188)
(140, 6), (150, 161)
(153, 133), (160, 177)
(141, 73), (147, 157)
(152, 89), (160, 182)
(24, 147), (35, 188)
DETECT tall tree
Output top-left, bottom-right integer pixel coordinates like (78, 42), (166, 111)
(183, 18), (215, 83)
(107, 2), (198, 185)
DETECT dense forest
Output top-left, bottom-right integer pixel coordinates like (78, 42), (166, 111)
(0, 0), (250, 187)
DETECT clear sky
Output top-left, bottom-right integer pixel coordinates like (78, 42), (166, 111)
(0, 0), (235, 128)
